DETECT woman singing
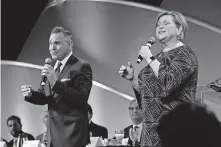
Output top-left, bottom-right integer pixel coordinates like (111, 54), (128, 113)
(119, 11), (198, 147)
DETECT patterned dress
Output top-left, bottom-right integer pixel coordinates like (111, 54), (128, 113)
(133, 45), (198, 147)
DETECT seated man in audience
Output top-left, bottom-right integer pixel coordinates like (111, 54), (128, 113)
(7, 115), (35, 147)
(124, 99), (143, 146)
(88, 104), (108, 139)
(36, 111), (49, 145)
(157, 103), (221, 147)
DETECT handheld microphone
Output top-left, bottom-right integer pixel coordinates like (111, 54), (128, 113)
(137, 37), (156, 64)
(41, 58), (52, 86)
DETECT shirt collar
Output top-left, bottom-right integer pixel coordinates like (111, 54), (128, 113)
(133, 122), (143, 129)
(61, 52), (72, 66)
(54, 52), (72, 69)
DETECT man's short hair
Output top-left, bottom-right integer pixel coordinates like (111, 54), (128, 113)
(157, 103), (221, 147)
(51, 26), (73, 42)
(129, 99), (137, 105)
(87, 104), (93, 114)
(7, 115), (21, 125)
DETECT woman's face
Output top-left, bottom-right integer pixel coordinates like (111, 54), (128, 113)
(156, 15), (180, 43)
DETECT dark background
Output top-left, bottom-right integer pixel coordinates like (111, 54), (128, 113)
(2, 0), (50, 60)
(1, 0), (163, 60)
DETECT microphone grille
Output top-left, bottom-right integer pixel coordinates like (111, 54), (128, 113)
(149, 37), (156, 43)
(45, 58), (52, 64)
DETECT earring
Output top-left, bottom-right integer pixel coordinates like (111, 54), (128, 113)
(177, 34), (182, 40)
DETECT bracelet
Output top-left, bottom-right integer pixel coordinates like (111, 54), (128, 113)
(148, 56), (156, 64)
(129, 74), (135, 81)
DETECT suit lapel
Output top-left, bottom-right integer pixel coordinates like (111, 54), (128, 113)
(58, 55), (77, 80)
(51, 55), (78, 96)
(90, 122), (95, 129)
(126, 125), (133, 137)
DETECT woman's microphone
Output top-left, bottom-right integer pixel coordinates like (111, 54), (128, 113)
(137, 37), (156, 64)
(122, 37), (156, 78)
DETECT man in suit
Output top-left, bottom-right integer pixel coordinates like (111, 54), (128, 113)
(21, 26), (93, 147)
(6, 115), (35, 147)
(36, 111), (49, 146)
(87, 104), (108, 139)
(124, 99), (143, 146)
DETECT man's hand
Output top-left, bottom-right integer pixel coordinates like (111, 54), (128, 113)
(41, 64), (57, 87)
(41, 64), (58, 87)
(21, 85), (33, 97)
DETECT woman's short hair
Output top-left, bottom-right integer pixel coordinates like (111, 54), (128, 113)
(155, 11), (188, 41)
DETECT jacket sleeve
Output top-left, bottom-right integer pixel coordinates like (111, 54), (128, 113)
(28, 134), (35, 140)
(24, 88), (52, 105)
(154, 47), (198, 99)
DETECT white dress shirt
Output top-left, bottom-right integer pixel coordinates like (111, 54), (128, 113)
(13, 138), (18, 147)
(54, 52), (73, 72)
(132, 122), (143, 142)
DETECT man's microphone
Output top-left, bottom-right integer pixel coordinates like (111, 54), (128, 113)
(137, 37), (156, 64)
(41, 58), (52, 86)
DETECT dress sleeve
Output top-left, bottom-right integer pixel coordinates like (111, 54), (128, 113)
(154, 46), (198, 99)
(132, 86), (142, 109)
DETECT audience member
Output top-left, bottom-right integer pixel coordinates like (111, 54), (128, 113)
(88, 104), (108, 139)
(124, 99), (143, 146)
(7, 115), (35, 147)
(157, 103), (221, 147)
(36, 111), (49, 145)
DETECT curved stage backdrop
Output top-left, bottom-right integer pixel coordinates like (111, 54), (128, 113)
(1, 0), (221, 141)
(18, 0), (221, 94)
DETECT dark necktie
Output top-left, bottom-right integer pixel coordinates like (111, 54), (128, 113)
(55, 61), (62, 78)
(134, 126), (139, 131)
(134, 126), (140, 145)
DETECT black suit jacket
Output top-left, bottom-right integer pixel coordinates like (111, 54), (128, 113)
(89, 121), (108, 139)
(25, 55), (93, 147)
(124, 125), (141, 147)
(7, 132), (35, 147)
(36, 132), (47, 144)
(124, 125), (133, 146)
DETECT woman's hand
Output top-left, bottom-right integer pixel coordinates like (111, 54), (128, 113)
(139, 45), (153, 62)
(119, 62), (134, 81)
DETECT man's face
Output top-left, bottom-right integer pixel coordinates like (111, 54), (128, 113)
(129, 101), (142, 121)
(88, 111), (92, 122)
(7, 120), (22, 137)
(43, 111), (49, 126)
(49, 32), (71, 61)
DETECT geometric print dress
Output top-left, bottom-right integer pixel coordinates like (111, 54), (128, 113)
(133, 45), (198, 147)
